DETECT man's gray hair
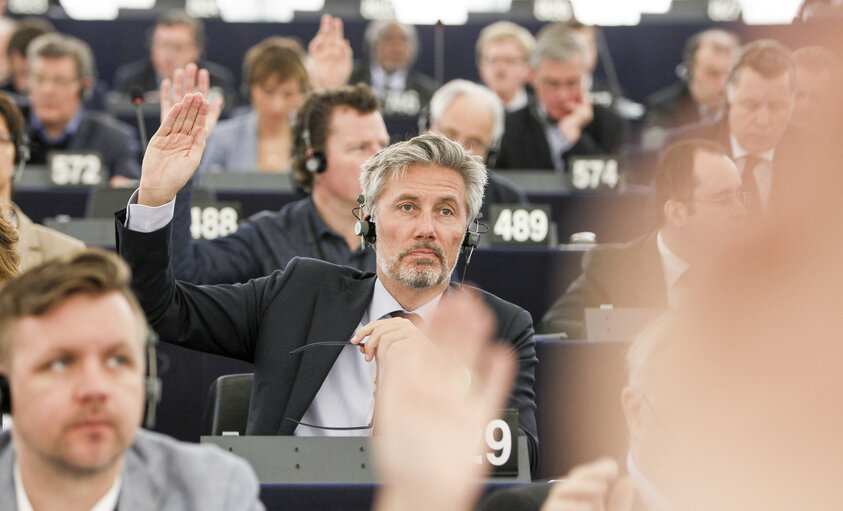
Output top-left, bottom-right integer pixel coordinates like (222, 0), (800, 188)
(530, 31), (587, 69)
(27, 32), (96, 82)
(364, 20), (419, 65)
(429, 79), (505, 148)
(360, 133), (488, 227)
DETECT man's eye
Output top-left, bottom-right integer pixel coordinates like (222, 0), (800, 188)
(49, 358), (70, 371)
(399, 204), (413, 212)
(106, 356), (130, 368)
(441, 208), (454, 216)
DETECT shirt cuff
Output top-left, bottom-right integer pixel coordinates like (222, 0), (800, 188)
(125, 189), (175, 233)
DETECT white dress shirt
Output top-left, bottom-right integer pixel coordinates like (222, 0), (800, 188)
(505, 88), (528, 112)
(124, 198), (444, 436)
(370, 64), (408, 97)
(15, 459), (122, 511)
(537, 102), (574, 171)
(656, 231), (691, 309)
(730, 136), (775, 211)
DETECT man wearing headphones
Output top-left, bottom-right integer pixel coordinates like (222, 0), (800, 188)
(25, 33), (142, 187)
(116, 93), (538, 472)
(643, 29), (740, 143)
(0, 249), (263, 510)
(168, 83), (389, 284)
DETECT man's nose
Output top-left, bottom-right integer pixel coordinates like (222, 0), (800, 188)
(413, 211), (436, 239)
(73, 359), (110, 402)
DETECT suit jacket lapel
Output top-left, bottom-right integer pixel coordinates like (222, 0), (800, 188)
(0, 434), (15, 511)
(280, 275), (377, 433)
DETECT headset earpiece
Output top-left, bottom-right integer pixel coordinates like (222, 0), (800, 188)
(355, 214), (377, 245)
(304, 150), (327, 174)
(144, 327), (163, 429)
(0, 373), (10, 416)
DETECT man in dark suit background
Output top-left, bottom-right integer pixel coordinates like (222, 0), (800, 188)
(112, 10), (237, 108)
(116, 94), (539, 471)
(642, 29), (741, 148)
(425, 78), (527, 215)
(538, 139), (747, 337)
(349, 20), (436, 117)
(673, 40), (797, 217)
(496, 31), (625, 171)
(25, 33), (141, 187)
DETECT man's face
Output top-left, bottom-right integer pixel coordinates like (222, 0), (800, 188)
(679, 150), (747, 251)
(28, 56), (83, 129)
(477, 38), (531, 103)
(5, 292), (145, 475)
(318, 107), (389, 204)
(532, 57), (586, 121)
(375, 24), (412, 74)
(688, 43), (735, 109)
(430, 94), (494, 160)
(250, 74), (305, 124)
(727, 68), (794, 154)
(374, 164), (467, 290)
(150, 23), (200, 80)
(0, 115), (15, 190)
(791, 65), (840, 133)
(573, 27), (598, 74)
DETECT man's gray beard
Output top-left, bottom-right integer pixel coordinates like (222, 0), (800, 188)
(377, 242), (455, 289)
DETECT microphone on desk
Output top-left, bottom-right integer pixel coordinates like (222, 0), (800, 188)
(130, 86), (148, 152)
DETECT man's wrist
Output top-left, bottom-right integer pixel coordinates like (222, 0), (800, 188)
(138, 186), (175, 208)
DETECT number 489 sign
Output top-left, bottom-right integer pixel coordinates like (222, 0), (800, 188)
(489, 204), (553, 246)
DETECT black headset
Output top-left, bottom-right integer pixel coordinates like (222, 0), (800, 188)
(0, 327), (163, 429)
(301, 98), (327, 174)
(353, 194), (481, 251)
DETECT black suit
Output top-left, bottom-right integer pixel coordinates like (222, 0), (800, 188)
(538, 232), (666, 338)
(116, 213), (538, 472)
(113, 58), (238, 107)
(496, 103), (626, 170)
(27, 109), (142, 179)
(644, 82), (703, 132)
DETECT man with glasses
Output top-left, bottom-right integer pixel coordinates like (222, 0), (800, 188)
(538, 139), (747, 337)
(25, 33), (141, 187)
(113, 10), (236, 107)
(495, 31), (625, 170)
(475, 21), (535, 113)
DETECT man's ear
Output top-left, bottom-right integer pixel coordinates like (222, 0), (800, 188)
(664, 199), (688, 227)
(621, 386), (644, 445)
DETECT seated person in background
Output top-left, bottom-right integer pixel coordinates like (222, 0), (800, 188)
(790, 46), (842, 137)
(643, 29), (741, 147)
(199, 37), (308, 174)
(0, 18), (54, 107)
(174, 84), (388, 284)
(0, 249), (264, 510)
(672, 39), (797, 217)
(426, 79), (527, 213)
(475, 21), (536, 113)
(538, 139), (747, 337)
(25, 33), (141, 186)
(0, 213), (17, 281)
(112, 9), (237, 108)
(349, 20), (436, 117)
(496, 31), (625, 171)
(0, 92), (84, 271)
(116, 96), (539, 469)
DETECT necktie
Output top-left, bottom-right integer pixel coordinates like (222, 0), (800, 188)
(741, 154), (763, 217)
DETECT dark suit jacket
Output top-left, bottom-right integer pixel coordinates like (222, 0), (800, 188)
(113, 58), (238, 107)
(116, 212), (539, 472)
(538, 232), (666, 338)
(27, 109), (142, 179)
(644, 81), (702, 132)
(496, 103), (626, 170)
(349, 64), (437, 115)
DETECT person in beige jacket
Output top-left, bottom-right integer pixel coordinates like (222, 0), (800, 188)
(0, 92), (83, 271)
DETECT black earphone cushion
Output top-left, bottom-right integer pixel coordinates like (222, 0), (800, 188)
(305, 150), (327, 174)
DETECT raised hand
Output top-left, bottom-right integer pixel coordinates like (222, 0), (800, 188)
(540, 458), (636, 511)
(307, 14), (353, 89)
(139, 92), (209, 207)
(160, 63), (223, 135)
(373, 289), (515, 511)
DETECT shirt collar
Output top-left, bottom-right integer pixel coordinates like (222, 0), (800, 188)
(366, 278), (443, 325)
(305, 197), (336, 243)
(657, 230), (690, 289)
(14, 457), (123, 511)
(30, 107), (84, 145)
(370, 64), (408, 92)
(730, 135), (775, 163)
(627, 450), (673, 511)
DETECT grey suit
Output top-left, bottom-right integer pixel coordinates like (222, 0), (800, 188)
(0, 429), (264, 511)
(199, 110), (262, 173)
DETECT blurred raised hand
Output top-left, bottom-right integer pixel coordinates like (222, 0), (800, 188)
(160, 62), (223, 135)
(307, 14), (353, 89)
